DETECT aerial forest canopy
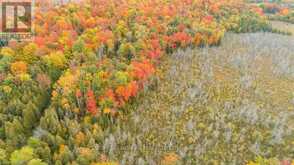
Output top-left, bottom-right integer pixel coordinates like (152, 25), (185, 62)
(0, 0), (293, 164)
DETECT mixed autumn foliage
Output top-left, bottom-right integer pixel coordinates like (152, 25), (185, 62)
(0, 0), (274, 164)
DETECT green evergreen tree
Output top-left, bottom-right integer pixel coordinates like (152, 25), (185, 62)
(27, 138), (52, 163)
(40, 108), (62, 135)
(10, 146), (35, 165)
(0, 148), (9, 165)
(5, 119), (26, 151)
(23, 103), (38, 131)
(27, 159), (48, 165)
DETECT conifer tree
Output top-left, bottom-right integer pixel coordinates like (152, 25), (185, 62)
(53, 145), (74, 164)
(28, 138), (52, 163)
(10, 146), (35, 165)
(5, 119), (26, 151)
(27, 159), (48, 165)
(40, 108), (62, 135)
(23, 103), (38, 131)
(0, 148), (9, 165)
